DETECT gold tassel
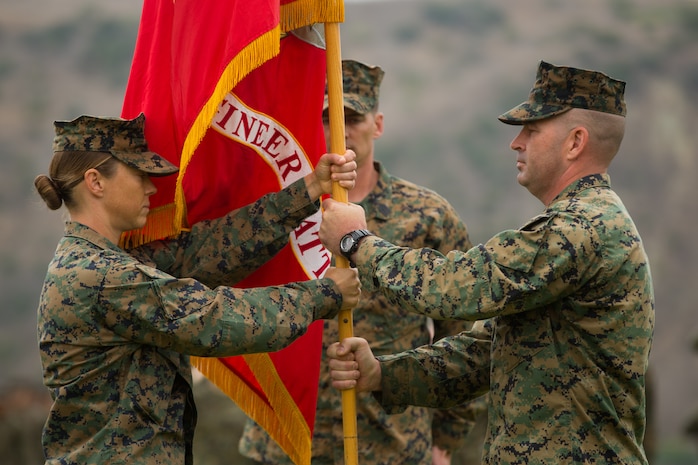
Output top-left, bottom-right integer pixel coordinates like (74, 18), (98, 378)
(174, 27), (282, 234)
(191, 355), (312, 465)
(123, 1), (346, 247)
(280, 0), (345, 33)
(119, 203), (179, 248)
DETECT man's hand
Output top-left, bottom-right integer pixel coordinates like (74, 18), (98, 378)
(326, 337), (381, 392)
(319, 199), (368, 257)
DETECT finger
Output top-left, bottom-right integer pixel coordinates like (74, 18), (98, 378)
(328, 359), (360, 377)
(328, 358), (358, 373)
(327, 342), (353, 361)
(325, 341), (343, 358)
(330, 378), (357, 391)
(341, 336), (366, 354)
(331, 171), (357, 181)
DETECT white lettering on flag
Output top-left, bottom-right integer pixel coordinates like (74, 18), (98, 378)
(212, 93), (330, 279)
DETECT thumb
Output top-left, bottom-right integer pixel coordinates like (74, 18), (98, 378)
(339, 336), (363, 355)
(336, 341), (349, 356)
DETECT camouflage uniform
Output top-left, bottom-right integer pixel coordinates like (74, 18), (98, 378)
(240, 59), (487, 464)
(38, 116), (344, 465)
(349, 62), (654, 465)
(241, 162), (486, 464)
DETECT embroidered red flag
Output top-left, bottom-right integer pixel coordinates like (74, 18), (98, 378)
(121, 1), (344, 463)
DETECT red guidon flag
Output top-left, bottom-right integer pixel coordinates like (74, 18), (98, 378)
(121, 1), (344, 463)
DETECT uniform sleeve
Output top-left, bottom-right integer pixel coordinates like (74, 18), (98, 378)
(97, 262), (342, 357)
(424, 198), (483, 451)
(377, 320), (492, 411)
(356, 211), (601, 322)
(132, 178), (318, 287)
(430, 318), (490, 452)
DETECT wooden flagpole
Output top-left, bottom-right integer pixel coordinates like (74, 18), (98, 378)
(324, 19), (360, 465)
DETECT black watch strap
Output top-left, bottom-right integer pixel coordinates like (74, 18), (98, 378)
(340, 229), (374, 259)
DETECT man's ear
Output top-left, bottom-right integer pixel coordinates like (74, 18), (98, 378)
(567, 126), (589, 161)
(373, 112), (385, 139)
(83, 168), (105, 197)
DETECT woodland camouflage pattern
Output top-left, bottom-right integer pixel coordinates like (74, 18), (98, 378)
(37, 179), (344, 465)
(240, 163), (487, 464)
(53, 113), (178, 176)
(354, 174), (654, 464)
(322, 59), (384, 115)
(498, 60), (627, 124)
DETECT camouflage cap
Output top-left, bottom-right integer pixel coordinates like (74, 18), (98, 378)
(498, 61), (627, 125)
(323, 59), (385, 115)
(52, 113), (179, 176)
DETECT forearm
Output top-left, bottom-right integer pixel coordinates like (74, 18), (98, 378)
(355, 237), (497, 321)
(186, 279), (343, 356)
(103, 273), (342, 357)
(138, 178), (319, 284)
(377, 335), (490, 411)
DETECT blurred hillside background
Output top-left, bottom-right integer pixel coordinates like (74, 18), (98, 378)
(1, 0), (697, 463)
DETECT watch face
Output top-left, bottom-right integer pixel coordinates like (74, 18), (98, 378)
(340, 235), (354, 254)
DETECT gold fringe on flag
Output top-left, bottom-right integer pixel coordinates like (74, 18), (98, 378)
(173, 26), (282, 235)
(121, 0), (346, 249)
(121, 26), (282, 248)
(119, 1), (348, 462)
(119, 203), (180, 248)
(280, 0), (344, 33)
(190, 354), (312, 465)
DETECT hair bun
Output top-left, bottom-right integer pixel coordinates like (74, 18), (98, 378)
(34, 174), (63, 210)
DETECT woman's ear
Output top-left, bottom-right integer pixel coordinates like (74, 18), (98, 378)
(83, 168), (105, 197)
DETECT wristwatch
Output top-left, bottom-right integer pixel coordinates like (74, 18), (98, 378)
(339, 229), (374, 260)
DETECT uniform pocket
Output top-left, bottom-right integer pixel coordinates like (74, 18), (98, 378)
(135, 264), (209, 321)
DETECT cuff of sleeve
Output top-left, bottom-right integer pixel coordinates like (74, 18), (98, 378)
(281, 178), (321, 219)
(371, 354), (409, 415)
(312, 278), (343, 320)
(354, 236), (396, 293)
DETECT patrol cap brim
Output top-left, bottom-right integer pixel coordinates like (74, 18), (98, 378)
(322, 94), (374, 115)
(110, 151), (179, 177)
(497, 103), (571, 125)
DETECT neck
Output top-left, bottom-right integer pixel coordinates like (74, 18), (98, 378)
(70, 209), (121, 245)
(541, 168), (607, 206)
(348, 160), (379, 202)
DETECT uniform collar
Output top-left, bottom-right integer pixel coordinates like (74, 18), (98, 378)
(64, 221), (122, 252)
(358, 161), (393, 221)
(550, 173), (611, 206)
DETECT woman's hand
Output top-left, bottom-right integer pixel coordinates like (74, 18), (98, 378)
(305, 150), (357, 201)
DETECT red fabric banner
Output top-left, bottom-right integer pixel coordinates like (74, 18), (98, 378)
(121, 1), (344, 463)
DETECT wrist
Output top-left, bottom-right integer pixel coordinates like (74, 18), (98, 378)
(339, 229), (374, 262)
(304, 172), (322, 201)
